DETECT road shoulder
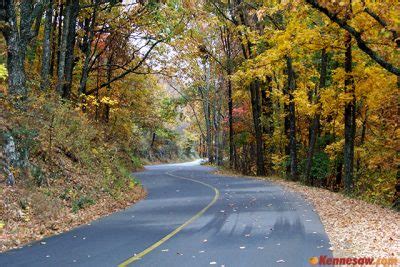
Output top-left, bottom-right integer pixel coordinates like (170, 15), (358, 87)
(213, 168), (400, 258)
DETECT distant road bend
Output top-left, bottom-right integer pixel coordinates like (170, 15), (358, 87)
(0, 160), (332, 267)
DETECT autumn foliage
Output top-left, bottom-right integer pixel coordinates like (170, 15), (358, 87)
(173, 0), (399, 207)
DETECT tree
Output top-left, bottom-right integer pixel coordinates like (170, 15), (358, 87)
(40, 0), (54, 90)
(305, 49), (328, 185)
(305, 0), (400, 76)
(0, 0), (47, 98)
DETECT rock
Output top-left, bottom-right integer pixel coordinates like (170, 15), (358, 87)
(1, 131), (32, 186)
(4, 165), (15, 186)
(2, 133), (18, 185)
(4, 135), (17, 164)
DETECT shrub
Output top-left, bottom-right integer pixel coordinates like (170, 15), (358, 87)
(30, 165), (46, 186)
(130, 155), (142, 170)
(72, 196), (95, 213)
(299, 151), (331, 183)
(310, 152), (331, 181)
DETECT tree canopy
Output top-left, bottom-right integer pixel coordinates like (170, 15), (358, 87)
(0, 0), (399, 209)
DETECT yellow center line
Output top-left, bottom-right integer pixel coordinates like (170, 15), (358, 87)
(118, 170), (220, 267)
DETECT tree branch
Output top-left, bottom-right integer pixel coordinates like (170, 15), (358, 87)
(85, 39), (163, 95)
(305, 0), (400, 76)
(167, 82), (206, 139)
(363, 6), (399, 48)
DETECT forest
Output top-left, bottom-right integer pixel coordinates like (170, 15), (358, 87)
(0, 0), (399, 252)
(179, 0), (399, 208)
(174, 0), (398, 208)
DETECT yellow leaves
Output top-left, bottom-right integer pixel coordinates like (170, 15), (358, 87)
(128, 180), (136, 189)
(105, 167), (112, 176)
(272, 154), (288, 172)
(325, 139), (345, 159)
(85, 94), (97, 102)
(320, 87), (339, 115)
(338, 92), (354, 105)
(79, 95), (119, 111)
(293, 90), (317, 117)
(100, 96), (118, 106)
(92, 148), (98, 155)
(0, 64), (7, 80)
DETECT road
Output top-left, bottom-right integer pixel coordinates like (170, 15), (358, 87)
(0, 160), (332, 267)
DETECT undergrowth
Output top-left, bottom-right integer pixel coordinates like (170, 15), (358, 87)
(0, 93), (146, 251)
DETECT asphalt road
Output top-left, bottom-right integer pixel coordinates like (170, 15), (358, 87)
(0, 160), (332, 267)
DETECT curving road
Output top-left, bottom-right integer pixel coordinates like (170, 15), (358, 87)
(0, 160), (332, 267)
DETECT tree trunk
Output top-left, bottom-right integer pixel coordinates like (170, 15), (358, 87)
(56, 1), (71, 95)
(205, 102), (213, 163)
(54, 2), (63, 77)
(2, 1), (27, 97)
(104, 52), (113, 122)
(286, 56), (298, 180)
(393, 76), (400, 209)
(227, 75), (234, 169)
(198, 89), (213, 162)
(232, 2), (265, 176)
(343, 33), (356, 193)
(249, 80), (265, 176)
(212, 74), (223, 166)
(63, 0), (79, 98)
(40, 0), (54, 90)
(335, 160), (343, 189)
(224, 28), (235, 169)
(79, 2), (98, 95)
(200, 60), (214, 163)
(305, 48), (328, 185)
(49, 1), (59, 77)
(261, 77), (273, 174)
(356, 107), (368, 173)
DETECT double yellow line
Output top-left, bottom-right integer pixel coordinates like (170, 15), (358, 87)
(118, 171), (220, 267)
